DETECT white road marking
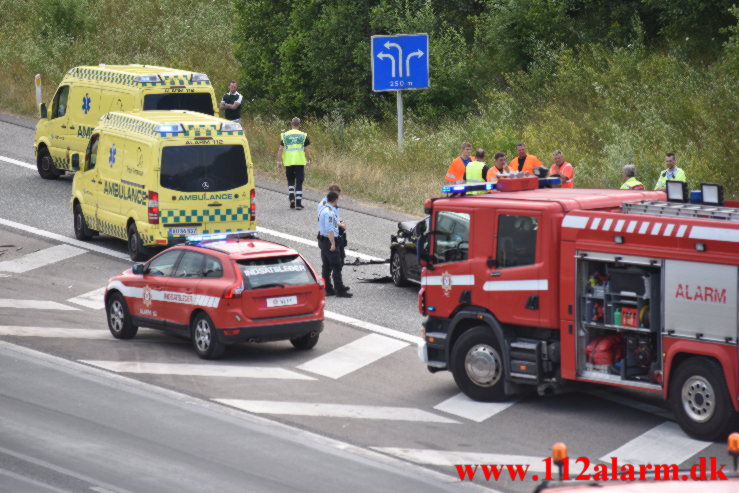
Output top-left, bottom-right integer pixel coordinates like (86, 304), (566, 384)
(0, 299), (78, 310)
(0, 244), (86, 273)
(0, 155), (36, 171)
(215, 400), (459, 423)
(82, 360), (315, 380)
(257, 226), (384, 262)
(0, 326), (107, 338)
(67, 287), (106, 310)
(371, 447), (547, 472)
(598, 421), (712, 465)
(324, 310), (423, 346)
(0, 217), (130, 260)
(297, 333), (408, 379)
(433, 393), (516, 423)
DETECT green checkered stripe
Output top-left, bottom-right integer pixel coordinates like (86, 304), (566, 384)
(105, 113), (158, 137)
(182, 124), (244, 137)
(71, 67), (137, 86)
(161, 208), (251, 225)
(87, 216), (156, 245)
(52, 155), (69, 170)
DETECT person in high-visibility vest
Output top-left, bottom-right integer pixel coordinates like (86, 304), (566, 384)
(620, 164), (645, 190)
(277, 117), (311, 210)
(486, 152), (510, 182)
(548, 150), (574, 188)
(445, 142), (474, 184)
(654, 152), (686, 191)
(464, 149), (491, 195)
(509, 142), (542, 175)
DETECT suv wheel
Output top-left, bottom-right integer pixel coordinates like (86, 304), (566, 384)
(290, 331), (319, 350)
(192, 312), (225, 359)
(390, 249), (409, 287)
(106, 292), (138, 339)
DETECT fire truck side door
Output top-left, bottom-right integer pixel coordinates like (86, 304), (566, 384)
(486, 211), (547, 327)
(424, 210), (473, 318)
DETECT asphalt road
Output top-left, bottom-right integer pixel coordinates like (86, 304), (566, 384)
(0, 114), (733, 493)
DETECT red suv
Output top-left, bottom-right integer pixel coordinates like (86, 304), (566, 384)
(104, 231), (325, 359)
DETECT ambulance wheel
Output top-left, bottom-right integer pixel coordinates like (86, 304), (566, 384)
(106, 292), (138, 339)
(37, 148), (59, 180)
(127, 223), (150, 261)
(451, 326), (507, 402)
(290, 331), (319, 350)
(74, 204), (94, 240)
(191, 312), (224, 360)
(390, 250), (409, 287)
(669, 357), (736, 441)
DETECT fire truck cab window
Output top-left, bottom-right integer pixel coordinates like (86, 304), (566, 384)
(497, 215), (537, 268)
(433, 211), (470, 263)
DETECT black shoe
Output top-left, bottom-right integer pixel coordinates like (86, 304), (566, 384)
(296, 203), (304, 210)
(290, 200), (295, 209)
(336, 290), (353, 298)
(325, 287), (336, 296)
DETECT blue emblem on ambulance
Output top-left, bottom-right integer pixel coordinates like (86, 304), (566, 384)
(109, 144), (117, 167)
(82, 93), (91, 114)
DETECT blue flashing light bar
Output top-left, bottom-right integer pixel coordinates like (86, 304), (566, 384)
(441, 177), (561, 195)
(186, 230), (259, 244)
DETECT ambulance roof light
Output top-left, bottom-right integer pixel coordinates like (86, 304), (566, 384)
(220, 122), (243, 132)
(700, 183), (723, 206)
(156, 123), (184, 134)
(186, 230), (259, 245)
(134, 74), (162, 83)
(190, 73), (209, 82)
(666, 180), (688, 203)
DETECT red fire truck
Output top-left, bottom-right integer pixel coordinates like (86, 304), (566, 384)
(418, 178), (739, 441)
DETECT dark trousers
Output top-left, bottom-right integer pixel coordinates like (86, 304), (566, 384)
(318, 236), (345, 291)
(285, 165), (305, 204)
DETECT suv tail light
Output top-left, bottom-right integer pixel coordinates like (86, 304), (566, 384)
(223, 264), (244, 299)
(148, 191), (159, 224)
(250, 188), (256, 221)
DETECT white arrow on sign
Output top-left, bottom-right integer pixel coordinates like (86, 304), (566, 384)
(384, 41), (403, 77)
(405, 49), (424, 78)
(376, 51), (397, 78)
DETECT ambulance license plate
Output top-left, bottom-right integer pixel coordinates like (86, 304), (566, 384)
(169, 228), (198, 235)
(266, 295), (297, 307)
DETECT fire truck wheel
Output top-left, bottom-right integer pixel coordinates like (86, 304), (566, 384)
(106, 292), (138, 339)
(191, 312), (225, 360)
(37, 148), (60, 180)
(390, 250), (409, 287)
(452, 326), (507, 401)
(669, 357), (736, 441)
(74, 204), (94, 240)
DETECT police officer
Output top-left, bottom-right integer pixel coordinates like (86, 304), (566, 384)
(654, 152), (686, 191)
(463, 149), (491, 195)
(277, 117), (311, 210)
(318, 192), (352, 298)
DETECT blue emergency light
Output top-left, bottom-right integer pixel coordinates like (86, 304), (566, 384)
(441, 177), (561, 195)
(186, 230), (259, 245)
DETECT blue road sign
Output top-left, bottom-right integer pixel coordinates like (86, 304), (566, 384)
(371, 34), (429, 92)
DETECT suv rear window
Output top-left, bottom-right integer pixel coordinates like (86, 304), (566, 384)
(161, 145), (248, 192)
(143, 93), (214, 115)
(238, 255), (314, 289)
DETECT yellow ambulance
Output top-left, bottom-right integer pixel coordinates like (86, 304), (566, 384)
(71, 111), (256, 260)
(34, 64), (219, 179)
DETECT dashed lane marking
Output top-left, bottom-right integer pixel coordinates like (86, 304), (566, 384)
(214, 400), (459, 423)
(598, 421), (712, 466)
(0, 299), (78, 311)
(323, 310), (423, 346)
(257, 226), (384, 262)
(0, 155), (36, 171)
(67, 287), (106, 310)
(81, 360), (316, 380)
(0, 326), (107, 338)
(433, 393), (517, 423)
(0, 244), (86, 273)
(297, 333), (408, 379)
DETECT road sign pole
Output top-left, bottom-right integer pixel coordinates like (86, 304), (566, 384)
(396, 90), (403, 151)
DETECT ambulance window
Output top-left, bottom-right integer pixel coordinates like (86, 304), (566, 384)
(173, 251), (205, 278)
(52, 86), (70, 118)
(496, 215), (538, 268)
(145, 250), (182, 277)
(161, 145), (248, 192)
(433, 211), (470, 263)
(143, 93), (215, 115)
(85, 134), (100, 170)
(202, 255), (223, 278)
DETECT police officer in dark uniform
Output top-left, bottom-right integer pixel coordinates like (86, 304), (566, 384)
(318, 191), (352, 298)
